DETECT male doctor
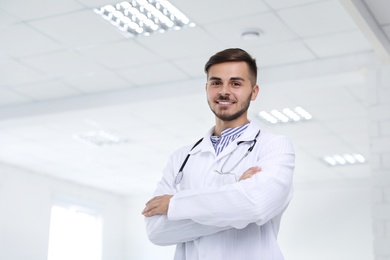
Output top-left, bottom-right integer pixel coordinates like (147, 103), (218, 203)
(142, 48), (295, 260)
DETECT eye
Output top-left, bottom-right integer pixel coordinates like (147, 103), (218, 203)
(231, 81), (242, 87)
(210, 81), (222, 86)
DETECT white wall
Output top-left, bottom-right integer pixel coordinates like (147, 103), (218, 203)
(0, 163), (127, 260)
(279, 179), (374, 260)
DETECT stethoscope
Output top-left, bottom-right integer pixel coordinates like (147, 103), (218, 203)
(175, 130), (261, 184)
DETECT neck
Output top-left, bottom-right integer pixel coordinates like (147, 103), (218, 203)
(214, 118), (250, 136)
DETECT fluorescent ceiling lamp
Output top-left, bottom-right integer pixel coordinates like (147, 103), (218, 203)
(94, 0), (195, 38)
(322, 153), (366, 166)
(257, 106), (312, 124)
(73, 130), (130, 146)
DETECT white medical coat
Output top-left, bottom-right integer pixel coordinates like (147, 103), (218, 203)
(145, 122), (295, 260)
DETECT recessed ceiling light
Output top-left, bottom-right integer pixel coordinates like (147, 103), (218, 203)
(257, 106), (312, 124)
(73, 130), (130, 146)
(241, 28), (263, 41)
(322, 153), (366, 166)
(94, 0), (195, 38)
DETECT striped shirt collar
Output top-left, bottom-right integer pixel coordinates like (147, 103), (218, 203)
(210, 123), (249, 156)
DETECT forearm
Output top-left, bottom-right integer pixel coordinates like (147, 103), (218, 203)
(145, 214), (228, 246)
(168, 172), (293, 228)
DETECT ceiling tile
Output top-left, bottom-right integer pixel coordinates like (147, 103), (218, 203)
(273, 121), (332, 141)
(309, 101), (367, 121)
(76, 0), (119, 8)
(136, 27), (221, 60)
(0, 9), (19, 25)
(0, 59), (45, 86)
(12, 80), (82, 101)
(78, 40), (164, 69)
(21, 50), (106, 78)
(306, 170), (348, 182)
(131, 97), (196, 126)
(170, 0), (269, 24)
(64, 71), (133, 94)
(0, 24), (64, 58)
(1, 125), (58, 140)
(263, 0), (327, 9)
(346, 83), (367, 103)
(116, 62), (188, 86)
(249, 41), (316, 67)
(0, 0), (83, 20)
(335, 164), (370, 179)
(300, 134), (353, 156)
(78, 107), (147, 130)
(28, 10), (124, 48)
(277, 1), (357, 37)
(322, 118), (368, 135)
(44, 118), (108, 137)
(123, 125), (171, 143)
(304, 30), (373, 57)
(291, 86), (362, 107)
(204, 12), (297, 48)
(171, 56), (209, 78)
(249, 87), (301, 112)
(337, 131), (369, 151)
(0, 89), (31, 107)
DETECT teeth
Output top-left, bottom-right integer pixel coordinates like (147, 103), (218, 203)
(218, 101), (232, 105)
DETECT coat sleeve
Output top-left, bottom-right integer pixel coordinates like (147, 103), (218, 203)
(167, 135), (295, 229)
(144, 148), (230, 246)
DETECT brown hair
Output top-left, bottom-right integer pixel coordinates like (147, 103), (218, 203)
(204, 48), (258, 85)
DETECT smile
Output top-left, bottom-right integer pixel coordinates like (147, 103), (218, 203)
(217, 101), (234, 105)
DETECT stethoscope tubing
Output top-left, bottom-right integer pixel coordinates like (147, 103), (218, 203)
(175, 130), (260, 184)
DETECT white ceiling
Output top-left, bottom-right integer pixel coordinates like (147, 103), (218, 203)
(0, 0), (389, 195)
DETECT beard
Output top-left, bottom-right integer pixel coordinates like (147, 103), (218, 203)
(208, 93), (252, 122)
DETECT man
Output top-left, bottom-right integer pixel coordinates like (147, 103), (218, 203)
(142, 48), (295, 260)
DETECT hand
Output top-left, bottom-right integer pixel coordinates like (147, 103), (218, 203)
(239, 166), (262, 181)
(142, 195), (173, 217)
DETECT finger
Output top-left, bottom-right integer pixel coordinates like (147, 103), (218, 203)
(143, 203), (163, 217)
(142, 199), (158, 214)
(143, 195), (172, 216)
(249, 166), (262, 172)
(143, 208), (155, 217)
(239, 166), (262, 181)
(143, 204), (158, 215)
(145, 195), (163, 206)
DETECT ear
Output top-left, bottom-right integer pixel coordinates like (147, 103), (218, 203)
(251, 84), (259, 101)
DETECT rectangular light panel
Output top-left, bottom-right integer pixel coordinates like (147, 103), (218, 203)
(257, 106), (312, 124)
(322, 153), (366, 166)
(94, 0), (195, 38)
(73, 130), (130, 146)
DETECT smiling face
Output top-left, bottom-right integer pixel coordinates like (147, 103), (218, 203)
(206, 61), (259, 130)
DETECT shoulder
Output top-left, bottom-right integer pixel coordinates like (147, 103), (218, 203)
(259, 130), (288, 140)
(258, 130), (295, 152)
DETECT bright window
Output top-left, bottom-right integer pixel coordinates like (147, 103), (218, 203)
(47, 203), (102, 260)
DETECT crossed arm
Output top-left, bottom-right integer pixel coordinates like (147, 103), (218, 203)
(142, 166), (261, 217)
(142, 166), (263, 246)
(143, 135), (294, 245)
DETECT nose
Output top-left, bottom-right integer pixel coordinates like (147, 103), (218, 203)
(219, 83), (230, 96)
